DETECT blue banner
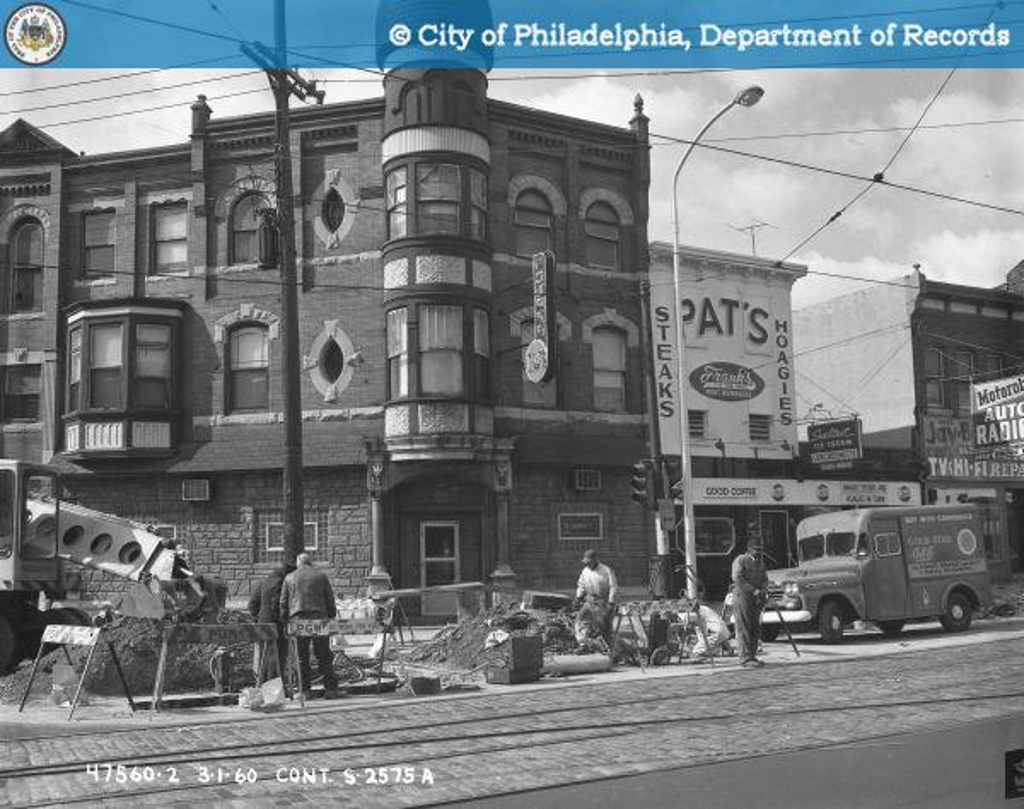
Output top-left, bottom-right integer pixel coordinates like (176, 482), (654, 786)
(1, 0), (1022, 69)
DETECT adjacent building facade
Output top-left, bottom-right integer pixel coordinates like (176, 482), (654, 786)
(795, 268), (1024, 581)
(0, 71), (658, 613)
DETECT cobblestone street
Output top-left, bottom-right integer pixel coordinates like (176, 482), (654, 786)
(3, 624), (1024, 807)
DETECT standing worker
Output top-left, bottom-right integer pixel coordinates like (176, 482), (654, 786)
(573, 549), (619, 648)
(731, 532), (768, 668)
(280, 553), (341, 700)
(248, 561), (291, 685)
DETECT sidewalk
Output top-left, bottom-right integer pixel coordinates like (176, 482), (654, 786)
(5, 612), (1024, 737)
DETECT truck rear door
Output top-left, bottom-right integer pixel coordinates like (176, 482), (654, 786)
(862, 517), (909, 620)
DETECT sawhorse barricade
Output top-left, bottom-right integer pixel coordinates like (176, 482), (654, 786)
(19, 624), (135, 721)
(285, 618), (347, 707)
(151, 622), (280, 712)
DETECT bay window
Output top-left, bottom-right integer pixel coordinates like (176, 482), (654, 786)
(420, 305), (463, 395)
(384, 161), (488, 241)
(89, 324), (123, 409)
(386, 167), (407, 239)
(416, 163), (460, 234)
(135, 324), (171, 408)
(387, 308), (408, 398)
(473, 309), (490, 399)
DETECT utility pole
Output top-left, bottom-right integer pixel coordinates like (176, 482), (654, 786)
(242, 2), (324, 565)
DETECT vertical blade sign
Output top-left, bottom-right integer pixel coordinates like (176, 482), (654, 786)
(525, 250), (556, 383)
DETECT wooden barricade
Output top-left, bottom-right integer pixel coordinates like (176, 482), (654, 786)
(284, 617), (348, 706)
(150, 622), (280, 712)
(18, 624), (135, 721)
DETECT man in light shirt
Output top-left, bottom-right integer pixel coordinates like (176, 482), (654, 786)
(573, 549), (618, 647)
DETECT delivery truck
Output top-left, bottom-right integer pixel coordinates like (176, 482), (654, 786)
(762, 505), (991, 643)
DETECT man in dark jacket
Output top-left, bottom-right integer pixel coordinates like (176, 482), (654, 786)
(731, 533), (768, 668)
(280, 553), (340, 699)
(247, 562), (290, 681)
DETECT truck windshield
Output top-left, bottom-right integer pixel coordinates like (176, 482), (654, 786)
(798, 531), (857, 562)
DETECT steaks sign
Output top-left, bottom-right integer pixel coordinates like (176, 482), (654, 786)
(689, 362), (765, 401)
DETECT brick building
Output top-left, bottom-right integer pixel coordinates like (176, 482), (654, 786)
(0, 71), (656, 612)
(794, 268), (1024, 581)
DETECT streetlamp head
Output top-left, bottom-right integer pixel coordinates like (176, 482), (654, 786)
(735, 85), (765, 107)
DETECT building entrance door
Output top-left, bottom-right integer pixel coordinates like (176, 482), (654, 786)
(758, 510), (792, 568)
(420, 521), (460, 615)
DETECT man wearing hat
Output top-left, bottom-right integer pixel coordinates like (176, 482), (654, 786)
(731, 531), (769, 668)
(573, 549), (619, 647)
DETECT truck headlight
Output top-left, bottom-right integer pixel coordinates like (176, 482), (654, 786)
(782, 581), (800, 597)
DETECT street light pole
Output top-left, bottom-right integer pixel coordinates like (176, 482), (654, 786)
(671, 86), (764, 599)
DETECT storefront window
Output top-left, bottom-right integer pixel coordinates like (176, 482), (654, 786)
(695, 517), (735, 555)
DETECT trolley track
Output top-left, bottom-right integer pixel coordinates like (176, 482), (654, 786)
(4, 635), (1024, 806)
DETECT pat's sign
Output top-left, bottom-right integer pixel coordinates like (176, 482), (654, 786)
(524, 251), (556, 384)
(648, 248), (805, 459)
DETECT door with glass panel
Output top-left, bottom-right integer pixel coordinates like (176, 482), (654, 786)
(420, 521), (460, 616)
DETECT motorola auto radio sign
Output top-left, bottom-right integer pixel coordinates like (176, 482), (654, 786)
(972, 374), (1024, 459)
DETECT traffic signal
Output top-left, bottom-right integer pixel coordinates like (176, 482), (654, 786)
(629, 460), (656, 509)
(662, 456), (684, 502)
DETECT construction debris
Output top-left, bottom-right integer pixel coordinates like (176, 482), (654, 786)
(402, 602), (581, 673)
(0, 611), (257, 705)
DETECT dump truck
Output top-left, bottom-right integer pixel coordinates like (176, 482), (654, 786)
(761, 505), (991, 643)
(0, 459), (216, 673)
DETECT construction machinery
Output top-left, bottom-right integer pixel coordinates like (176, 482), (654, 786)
(0, 459), (218, 673)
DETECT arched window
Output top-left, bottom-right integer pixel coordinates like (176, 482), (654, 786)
(592, 327), (626, 412)
(514, 190), (552, 257)
(231, 194), (266, 264)
(584, 201), (620, 269)
(10, 219), (43, 312)
(228, 325), (269, 412)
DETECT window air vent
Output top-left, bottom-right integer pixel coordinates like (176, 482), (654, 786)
(573, 468), (601, 492)
(181, 478), (210, 502)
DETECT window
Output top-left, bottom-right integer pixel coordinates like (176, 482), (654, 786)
(473, 309), (490, 398)
(688, 410), (707, 439)
(420, 305), (463, 395)
(152, 203), (187, 274)
(89, 324), (123, 409)
(978, 352), (1003, 381)
(925, 346), (946, 408)
(321, 187), (345, 233)
(386, 308), (408, 398)
(514, 190), (552, 257)
(592, 327), (626, 412)
(520, 319), (556, 408)
(10, 219), (43, 312)
(266, 521), (318, 552)
(386, 167), (407, 239)
(469, 169), (487, 240)
(134, 324), (171, 408)
(2, 365), (40, 421)
(416, 163), (460, 234)
(695, 517), (735, 555)
(749, 414), (772, 442)
(584, 201), (620, 269)
(874, 532), (901, 557)
(68, 328), (81, 412)
(231, 194), (264, 264)
(228, 326), (269, 412)
(83, 211), (115, 276)
(952, 349), (973, 412)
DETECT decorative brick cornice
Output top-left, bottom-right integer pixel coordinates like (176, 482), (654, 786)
(213, 303), (280, 343)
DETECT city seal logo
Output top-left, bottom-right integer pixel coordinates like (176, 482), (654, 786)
(5, 4), (66, 65)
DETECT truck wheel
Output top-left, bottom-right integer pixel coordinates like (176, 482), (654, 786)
(877, 620), (904, 637)
(818, 601), (846, 644)
(0, 613), (19, 674)
(760, 624), (780, 642)
(939, 593), (972, 633)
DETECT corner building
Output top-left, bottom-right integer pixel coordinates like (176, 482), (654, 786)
(0, 70), (654, 616)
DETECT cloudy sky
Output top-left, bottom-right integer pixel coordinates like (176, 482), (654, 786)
(3, 65), (1022, 308)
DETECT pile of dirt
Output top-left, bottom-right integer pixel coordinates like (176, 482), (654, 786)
(402, 603), (581, 672)
(985, 586), (1024, 617)
(0, 611), (258, 705)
